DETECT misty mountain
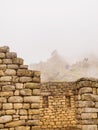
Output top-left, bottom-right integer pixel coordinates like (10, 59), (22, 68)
(29, 51), (98, 82)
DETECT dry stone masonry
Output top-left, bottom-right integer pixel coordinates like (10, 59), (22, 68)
(0, 46), (98, 130)
(0, 46), (40, 130)
(40, 82), (77, 130)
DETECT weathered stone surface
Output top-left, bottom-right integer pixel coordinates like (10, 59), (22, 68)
(0, 64), (6, 70)
(14, 103), (23, 109)
(82, 94), (98, 101)
(84, 108), (98, 112)
(77, 101), (95, 107)
(0, 91), (13, 97)
(0, 97), (7, 102)
(23, 103), (30, 109)
(12, 76), (19, 82)
(19, 77), (32, 83)
(81, 113), (97, 119)
(0, 59), (2, 64)
(6, 110), (16, 115)
(0, 76), (12, 82)
(12, 58), (24, 65)
(5, 120), (25, 127)
(3, 59), (12, 64)
(24, 96), (40, 103)
(26, 120), (39, 125)
(16, 83), (23, 89)
(24, 83), (40, 89)
(31, 103), (40, 109)
(6, 52), (17, 58)
(5, 69), (16, 76)
(20, 109), (27, 115)
(14, 90), (19, 95)
(15, 126), (30, 130)
(79, 87), (92, 94)
(0, 115), (12, 123)
(0, 53), (5, 58)
(7, 64), (19, 69)
(33, 89), (40, 95)
(0, 46), (9, 52)
(19, 65), (28, 69)
(17, 69), (33, 76)
(32, 77), (40, 83)
(33, 71), (40, 77)
(0, 70), (4, 76)
(8, 96), (23, 103)
(20, 89), (32, 96)
(2, 85), (15, 91)
(0, 124), (4, 128)
(82, 125), (97, 130)
(28, 109), (40, 115)
(3, 103), (13, 109)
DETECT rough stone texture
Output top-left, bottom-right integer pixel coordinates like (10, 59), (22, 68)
(0, 115), (12, 123)
(40, 82), (77, 129)
(1, 46), (98, 130)
(0, 46), (40, 130)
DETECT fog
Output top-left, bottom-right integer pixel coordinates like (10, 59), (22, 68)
(0, 0), (98, 65)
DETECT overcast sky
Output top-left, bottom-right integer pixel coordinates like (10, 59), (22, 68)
(0, 0), (98, 64)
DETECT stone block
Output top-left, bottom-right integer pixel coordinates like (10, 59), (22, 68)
(26, 120), (39, 126)
(8, 96), (23, 103)
(14, 103), (23, 109)
(5, 69), (16, 76)
(6, 52), (17, 58)
(6, 110), (16, 115)
(19, 65), (28, 69)
(23, 103), (30, 109)
(31, 103), (40, 109)
(12, 76), (19, 82)
(0, 76), (12, 82)
(3, 103), (13, 109)
(1, 91), (13, 97)
(33, 89), (40, 95)
(28, 109), (40, 115)
(0, 70), (4, 76)
(5, 120), (25, 127)
(0, 53), (5, 58)
(20, 109), (27, 115)
(3, 59), (12, 64)
(7, 64), (19, 69)
(81, 113), (97, 119)
(19, 77), (32, 83)
(77, 101), (95, 107)
(0, 97), (7, 102)
(0, 59), (2, 64)
(0, 46), (9, 52)
(24, 83), (40, 89)
(16, 83), (23, 89)
(20, 89), (32, 96)
(2, 85), (15, 91)
(32, 77), (40, 83)
(12, 58), (24, 65)
(0, 64), (6, 70)
(15, 126), (30, 130)
(0, 115), (12, 123)
(82, 125), (97, 130)
(82, 94), (98, 101)
(79, 87), (92, 94)
(17, 69), (33, 77)
(24, 96), (40, 103)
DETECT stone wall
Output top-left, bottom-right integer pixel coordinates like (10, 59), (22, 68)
(0, 46), (98, 130)
(40, 82), (77, 130)
(76, 78), (98, 130)
(0, 46), (40, 130)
